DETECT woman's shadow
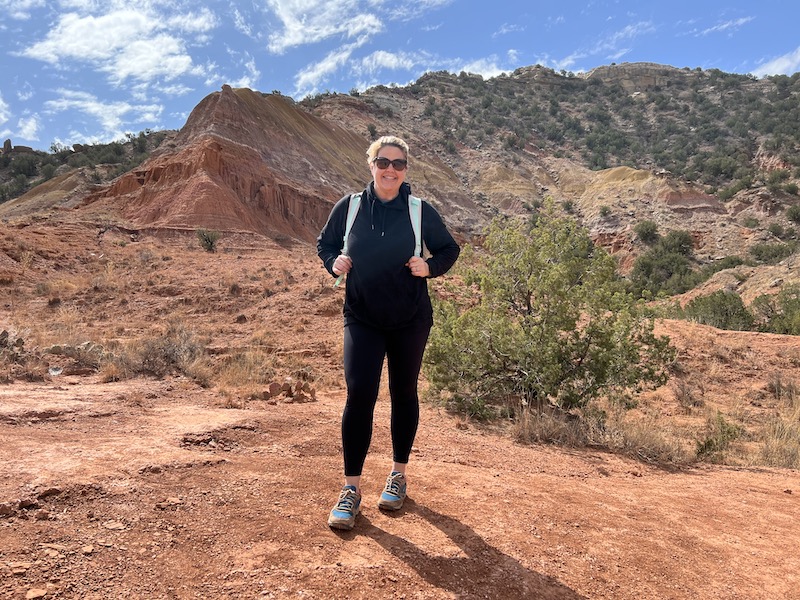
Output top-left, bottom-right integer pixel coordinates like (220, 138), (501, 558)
(359, 498), (586, 599)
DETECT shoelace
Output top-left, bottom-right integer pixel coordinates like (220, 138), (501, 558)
(385, 475), (404, 495)
(335, 489), (357, 512)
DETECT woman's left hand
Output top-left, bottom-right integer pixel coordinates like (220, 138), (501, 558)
(406, 256), (430, 278)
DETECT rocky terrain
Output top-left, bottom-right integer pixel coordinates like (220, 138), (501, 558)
(1, 62), (800, 598)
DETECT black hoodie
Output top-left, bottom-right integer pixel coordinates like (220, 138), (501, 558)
(317, 182), (460, 330)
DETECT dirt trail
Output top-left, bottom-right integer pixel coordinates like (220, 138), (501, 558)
(1, 374), (798, 600)
(1, 224), (799, 599)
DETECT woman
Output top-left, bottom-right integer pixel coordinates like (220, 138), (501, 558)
(317, 135), (460, 530)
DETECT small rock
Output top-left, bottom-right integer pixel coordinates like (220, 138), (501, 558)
(37, 488), (61, 499)
(81, 546), (94, 555)
(26, 589), (48, 599)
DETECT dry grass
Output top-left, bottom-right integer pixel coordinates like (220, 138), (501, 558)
(514, 404), (692, 465)
(757, 373), (800, 468)
(216, 348), (278, 398)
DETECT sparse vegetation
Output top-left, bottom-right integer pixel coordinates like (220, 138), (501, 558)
(696, 410), (743, 463)
(633, 220), (659, 244)
(424, 203), (675, 456)
(684, 290), (754, 331)
(0, 129), (169, 203)
(196, 228), (221, 252)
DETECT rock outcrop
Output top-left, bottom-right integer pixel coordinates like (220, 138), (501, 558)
(81, 86), (370, 241)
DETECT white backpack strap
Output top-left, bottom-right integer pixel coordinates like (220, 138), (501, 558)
(335, 193), (361, 287)
(408, 195), (422, 257)
(341, 193), (362, 255)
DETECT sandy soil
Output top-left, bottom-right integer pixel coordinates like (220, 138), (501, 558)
(1, 222), (799, 599)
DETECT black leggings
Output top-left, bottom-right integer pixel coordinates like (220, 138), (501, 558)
(341, 318), (431, 477)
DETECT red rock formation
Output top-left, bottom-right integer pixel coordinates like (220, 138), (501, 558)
(82, 85), (370, 241)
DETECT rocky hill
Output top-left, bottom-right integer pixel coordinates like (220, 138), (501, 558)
(2, 63), (798, 280)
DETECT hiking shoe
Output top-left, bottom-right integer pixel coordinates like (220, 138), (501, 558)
(378, 472), (407, 511)
(328, 485), (361, 530)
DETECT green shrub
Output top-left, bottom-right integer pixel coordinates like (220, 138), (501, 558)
(684, 290), (754, 331)
(628, 230), (697, 297)
(752, 284), (800, 334)
(787, 205), (800, 223)
(10, 154), (38, 177)
(749, 242), (794, 264)
(742, 216), (759, 228)
(633, 220), (659, 243)
(424, 203), (675, 423)
(196, 228), (221, 252)
(696, 411), (742, 463)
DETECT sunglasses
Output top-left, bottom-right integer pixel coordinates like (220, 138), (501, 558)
(373, 157), (408, 171)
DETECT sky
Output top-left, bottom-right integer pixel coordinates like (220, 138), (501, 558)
(1, 0), (799, 152)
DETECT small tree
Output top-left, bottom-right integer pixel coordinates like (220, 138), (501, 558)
(628, 230), (698, 297)
(424, 203), (675, 420)
(684, 290), (754, 331)
(196, 228), (221, 252)
(634, 220), (659, 244)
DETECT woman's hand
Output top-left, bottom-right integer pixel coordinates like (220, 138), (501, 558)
(406, 256), (430, 278)
(333, 254), (352, 276)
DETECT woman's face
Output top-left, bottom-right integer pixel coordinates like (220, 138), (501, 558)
(370, 144), (407, 201)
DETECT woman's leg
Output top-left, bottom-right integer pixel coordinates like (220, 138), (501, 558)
(341, 320), (386, 481)
(385, 321), (431, 466)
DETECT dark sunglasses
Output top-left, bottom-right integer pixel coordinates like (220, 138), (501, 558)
(373, 157), (408, 171)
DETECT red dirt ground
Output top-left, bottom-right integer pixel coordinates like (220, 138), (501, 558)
(1, 222), (799, 599)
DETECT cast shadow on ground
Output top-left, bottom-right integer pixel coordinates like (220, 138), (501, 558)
(360, 499), (587, 600)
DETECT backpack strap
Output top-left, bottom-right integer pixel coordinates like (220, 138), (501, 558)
(334, 193), (362, 287)
(408, 195), (422, 258)
(334, 192), (423, 287)
(341, 193), (362, 256)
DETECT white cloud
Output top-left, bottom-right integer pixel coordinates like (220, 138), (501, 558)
(265, 0), (382, 54)
(104, 35), (201, 85)
(541, 20), (653, 72)
(294, 43), (358, 95)
(230, 56), (261, 89)
(592, 21), (655, 55)
(355, 50), (417, 76)
(0, 0), (45, 20)
(391, 0), (452, 21)
(493, 23), (524, 38)
(752, 46), (800, 77)
(460, 57), (506, 79)
(0, 93), (10, 125)
(17, 83), (35, 102)
(232, 7), (256, 38)
(44, 89), (163, 142)
(17, 115), (41, 140)
(19, 6), (217, 88)
(698, 16), (754, 37)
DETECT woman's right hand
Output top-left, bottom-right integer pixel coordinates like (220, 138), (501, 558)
(333, 254), (353, 276)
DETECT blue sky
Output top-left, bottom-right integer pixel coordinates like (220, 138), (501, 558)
(1, 0), (799, 151)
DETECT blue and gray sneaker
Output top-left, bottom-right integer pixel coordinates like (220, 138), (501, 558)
(328, 485), (361, 530)
(378, 472), (407, 511)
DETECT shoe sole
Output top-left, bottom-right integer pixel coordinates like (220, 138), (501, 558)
(328, 507), (359, 530)
(328, 518), (355, 530)
(377, 497), (404, 511)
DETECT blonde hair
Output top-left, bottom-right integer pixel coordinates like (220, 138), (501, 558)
(366, 135), (409, 165)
